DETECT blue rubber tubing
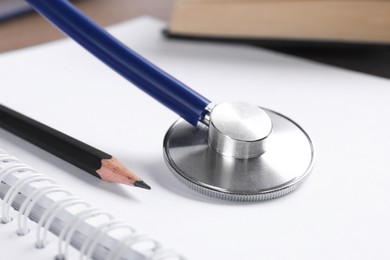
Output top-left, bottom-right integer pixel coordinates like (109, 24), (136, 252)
(26, 0), (211, 126)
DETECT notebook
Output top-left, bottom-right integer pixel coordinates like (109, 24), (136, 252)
(0, 148), (180, 259)
(0, 16), (390, 259)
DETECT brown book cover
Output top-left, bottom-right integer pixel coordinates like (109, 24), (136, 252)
(166, 0), (390, 79)
(167, 0), (390, 47)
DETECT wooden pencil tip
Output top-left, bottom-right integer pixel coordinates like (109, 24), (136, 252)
(134, 180), (151, 190)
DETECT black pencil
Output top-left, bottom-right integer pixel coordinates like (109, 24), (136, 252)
(0, 104), (150, 190)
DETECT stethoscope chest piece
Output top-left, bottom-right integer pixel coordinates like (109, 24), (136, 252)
(27, 0), (314, 202)
(163, 102), (314, 202)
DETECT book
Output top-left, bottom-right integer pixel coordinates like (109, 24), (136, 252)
(0, 17), (390, 259)
(0, 0), (31, 21)
(166, 0), (390, 46)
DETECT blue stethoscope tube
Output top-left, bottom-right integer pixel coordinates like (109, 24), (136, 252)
(26, 0), (211, 126)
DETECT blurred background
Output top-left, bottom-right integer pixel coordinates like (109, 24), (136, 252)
(1, 0), (389, 79)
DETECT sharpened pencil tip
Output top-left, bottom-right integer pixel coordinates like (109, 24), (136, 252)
(134, 180), (151, 190)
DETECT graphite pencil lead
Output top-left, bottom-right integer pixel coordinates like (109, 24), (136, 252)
(134, 180), (151, 190)
(97, 157), (150, 189)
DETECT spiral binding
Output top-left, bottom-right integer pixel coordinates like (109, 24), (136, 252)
(0, 149), (184, 260)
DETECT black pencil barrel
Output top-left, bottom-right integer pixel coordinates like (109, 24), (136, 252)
(0, 104), (110, 178)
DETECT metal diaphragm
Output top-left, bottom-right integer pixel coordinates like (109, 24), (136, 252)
(163, 104), (314, 202)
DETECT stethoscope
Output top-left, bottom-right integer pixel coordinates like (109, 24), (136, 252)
(27, 0), (314, 202)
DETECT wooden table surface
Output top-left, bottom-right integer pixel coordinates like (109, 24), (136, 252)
(0, 0), (174, 53)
